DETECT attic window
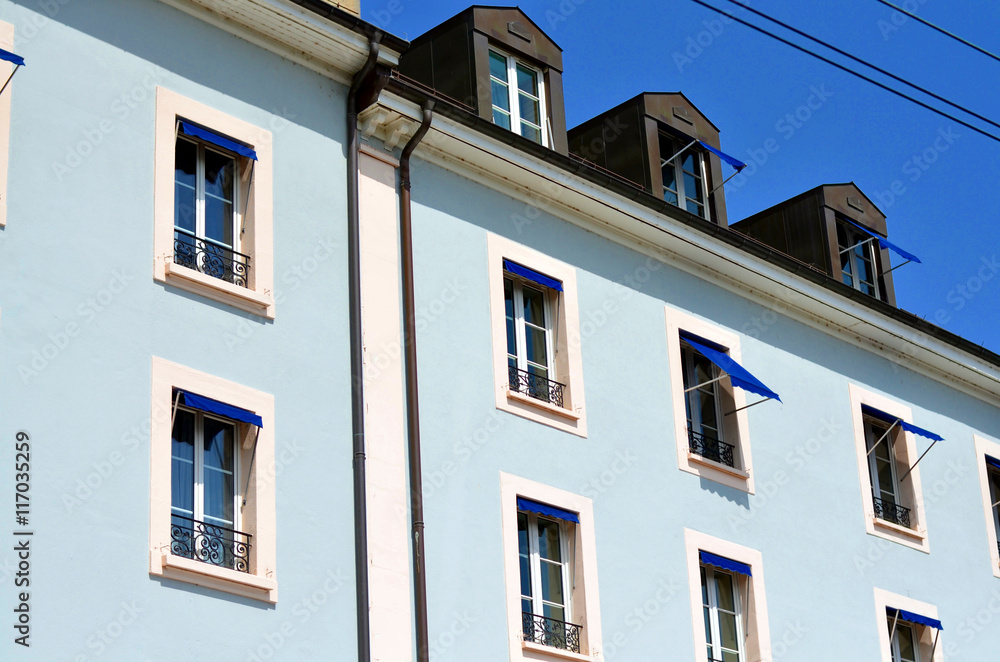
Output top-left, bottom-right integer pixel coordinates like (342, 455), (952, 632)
(489, 49), (547, 146)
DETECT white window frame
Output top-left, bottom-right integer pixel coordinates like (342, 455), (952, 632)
(701, 565), (745, 662)
(660, 131), (711, 221)
(489, 48), (548, 146)
(505, 273), (557, 385)
(171, 404), (241, 536)
(518, 511), (574, 634)
(873, 589), (942, 662)
(837, 221), (880, 297)
(173, 134), (244, 259)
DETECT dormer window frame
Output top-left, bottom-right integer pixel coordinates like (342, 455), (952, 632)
(659, 130), (711, 222)
(836, 218), (881, 299)
(488, 46), (549, 147)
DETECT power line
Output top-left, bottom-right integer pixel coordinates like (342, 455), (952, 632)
(715, 0), (1000, 133)
(875, 0), (1000, 65)
(687, 0), (1000, 144)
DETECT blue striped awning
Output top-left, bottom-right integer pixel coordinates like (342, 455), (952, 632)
(0, 48), (24, 67)
(887, 607), (943, 631)
(845, 219), (920, 264)
(178, 121), (257, 161)
(516, 497), (579, 523)
(503, 259), (563, 292)
(681, 331), (781, 402)
(861, 405), (942, 442)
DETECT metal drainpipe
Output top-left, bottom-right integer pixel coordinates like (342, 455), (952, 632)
(347, 31), (382, 662)
(399, 101), (434, 662)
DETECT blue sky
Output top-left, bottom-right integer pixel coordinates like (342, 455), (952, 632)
(378, 0), (1000, 353)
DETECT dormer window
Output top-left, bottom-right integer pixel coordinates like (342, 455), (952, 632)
(659, 132), (709, 220)
(489, 49), (547, 146)
(837, 219), (879, 297)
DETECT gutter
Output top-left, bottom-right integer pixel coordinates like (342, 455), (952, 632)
(347, 31), (382, 662)
(399, 101), (435, 662)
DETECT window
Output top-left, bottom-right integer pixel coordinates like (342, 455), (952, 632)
(701, 565), (744, 662)
(518, 505), (578, 653)
(170, 393), (248, 573)
(489, 49), (547, 145)
(684, 530), (772, 662)
(837, 220), (879, 297)
(500, 474), (601, 662)
(660, 132), (709, 219)
(865, 413), (910, 528)
(154, 87), (275, 318)
(666, 308), (777, 493)
(488, 234), (587, 436)
(173, 124), (252, 289)
(504, 262), (561, 406)
(848, 386), (930, 553)
(681, 338), (731, 468)
(874, 591), (943, 662)
(150, 357), (276, 602)
(974, 435), (1000, 577)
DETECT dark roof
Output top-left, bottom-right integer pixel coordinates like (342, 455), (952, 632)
(569, 91), (721, 135)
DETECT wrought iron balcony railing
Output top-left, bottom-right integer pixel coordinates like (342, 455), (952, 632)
(872, 496), (911, 529)
(522, 612), (582, 653)
(688, 428), (735, 468)
(508, 366), (566, 408)
(170, 514), (252, 573)
(174, 232), (251, 288)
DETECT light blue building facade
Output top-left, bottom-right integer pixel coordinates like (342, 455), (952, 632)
(1, 2), (999, 662)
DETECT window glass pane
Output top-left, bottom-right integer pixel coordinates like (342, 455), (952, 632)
(537, 519), (562, 562)
(682, 151), (697, 172)
(491, 80), (511, 113)
(171, 410), (195, 515)
(525, 326), (548, 368)
(518, 94), (540, 126)
(542, 603), (565, 623)
(520, 556), (532, 599)
(204, 150), (234, 201)
(539, 559), (565, 606)
(722, 651), (740, 662)
(516, 64), (537, 95)
(698, 390), (718, 432)
(175, 138), (197, 189)
(896, 625), (916, 661)
(202, 419), (234, 526)
(714, 572), (735, 611)
(505, 278), (517, 357)
(718, 611), (739, 650)
(518, 513), (532, 599)
(493, 108), (511, 130)
(686, 199), (705, 217)
(685, 173), (704, 203)
(522, 286), (545, 326)
(520, 123), (542, 144)
(204, 197), (234, 247)
(836, 223), (850, 250)
(175, 183), (197, 234)
(489, 51), (507, 80)
(693, 353), (714, 385)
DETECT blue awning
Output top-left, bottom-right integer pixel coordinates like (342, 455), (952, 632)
(700, 551), (752, 577)
(503, 259), (563, 292)
(176, 390), (263, 428)
(0, 48), (24, 67)
(680, 331), (781, 402)
(887, 607), (943, 631)
(844, 219), (920, 264)
(861, 405), (943, 442)
(986, 456), (1000, 471)
(697, 140), (746, 172)
(178, 121), (258, 161)
(516, 497), (579, 523)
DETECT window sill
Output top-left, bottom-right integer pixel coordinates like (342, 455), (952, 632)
(687, 453), (750, 481)
(163, 261), (275, 318)
(507, 390), (581, 421)
(154, 551), (277, 603)
(521, 641), (594, 661)
(872, 516), (926, 541)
